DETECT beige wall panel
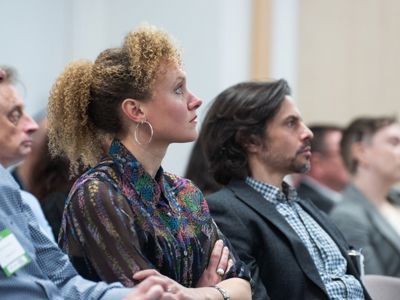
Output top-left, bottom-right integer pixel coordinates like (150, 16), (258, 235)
(298, 0), (400, 126)
(251, 0), (272, 80)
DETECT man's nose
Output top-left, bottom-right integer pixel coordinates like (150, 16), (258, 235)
(23, 113), (39, 134)
(302, 123), (314, 140)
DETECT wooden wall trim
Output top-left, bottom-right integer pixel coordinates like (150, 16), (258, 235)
(250, 0), (272, 80)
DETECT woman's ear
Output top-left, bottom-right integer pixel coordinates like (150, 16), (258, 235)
(121, 98), (145, 123)
(351, 142), (368, 167)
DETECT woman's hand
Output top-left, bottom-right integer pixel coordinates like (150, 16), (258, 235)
(132, 269), (196, 300)
(124, 273), (181, 300)
(196, 239), (234, 287)
(132, 269), (249, 300)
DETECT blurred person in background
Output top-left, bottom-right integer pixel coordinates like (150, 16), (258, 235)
(296, 125), (349, 213)
(11, 110), (75, 239)
(0, 66), (54, 241)
(330, 116), (400, 277)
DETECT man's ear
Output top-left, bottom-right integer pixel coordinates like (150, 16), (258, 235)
(237, 130), (262, 154)
(246, 136), (263, 153)
(121, 98), (145, 122)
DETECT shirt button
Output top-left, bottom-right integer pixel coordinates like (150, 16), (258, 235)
(183, 250), (188, 256)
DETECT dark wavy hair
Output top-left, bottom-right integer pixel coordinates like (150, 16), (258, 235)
(341, 116), (397, 174)
(200, 79), (290, 185)
(184, 139), (221, 194)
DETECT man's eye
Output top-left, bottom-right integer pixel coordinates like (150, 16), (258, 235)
(8, 110), (22, 125)
(287, 120), (296, 128)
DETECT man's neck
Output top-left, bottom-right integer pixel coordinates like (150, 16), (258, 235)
(247, 153), (288, 190)
(249, 165), (285, 190)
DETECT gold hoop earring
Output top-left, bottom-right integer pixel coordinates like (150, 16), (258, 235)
(134, 120), (153, 146)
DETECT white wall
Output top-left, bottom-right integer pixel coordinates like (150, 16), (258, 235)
(1, 0), (70, 115)
(1, 0), (252, 175)
(270, 0), (299, 98)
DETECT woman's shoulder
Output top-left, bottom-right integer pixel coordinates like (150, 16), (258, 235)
(163, 172), (207, 209)
(163, 172), (200, 192)
(70, 158), (120, 194)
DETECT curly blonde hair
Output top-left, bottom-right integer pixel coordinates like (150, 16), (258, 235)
(48, 25), (182, 174)
(124, 25), (181, 96)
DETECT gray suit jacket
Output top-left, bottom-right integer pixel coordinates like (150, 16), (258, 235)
(330, 184), (400, 277)
(0, 164), (130, 300)
(207, 180), (371, 300)
(296, 179), (336, 213)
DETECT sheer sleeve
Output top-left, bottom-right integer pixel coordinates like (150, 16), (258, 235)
(59, 179), (152, 287)
(202, 199), (253, 284)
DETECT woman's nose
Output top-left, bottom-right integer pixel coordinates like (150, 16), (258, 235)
(188, 93), (202, 110)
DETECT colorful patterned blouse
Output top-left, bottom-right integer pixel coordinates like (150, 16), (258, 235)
(59, 139), (250, 287)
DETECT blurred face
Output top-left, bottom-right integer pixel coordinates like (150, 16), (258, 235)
(144, 62), (202, 145)
(359, 123), (400, 184)
(317, 131), (349, 190)
(0, 83), (38, 167)
(258, 96), (314, 176)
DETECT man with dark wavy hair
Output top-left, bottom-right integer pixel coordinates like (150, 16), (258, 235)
(201, 79), (371, 300)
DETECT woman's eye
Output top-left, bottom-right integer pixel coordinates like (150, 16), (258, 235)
(175, 86), (184, 95)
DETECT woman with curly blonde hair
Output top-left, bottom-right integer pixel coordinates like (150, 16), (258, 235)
(48, 25), (251, 300)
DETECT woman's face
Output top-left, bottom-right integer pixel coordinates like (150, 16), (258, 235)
(360, 123), (400, 184)
(143, 62), (202, 146)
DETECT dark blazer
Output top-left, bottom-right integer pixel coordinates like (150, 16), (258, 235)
(330, 184), (400, 277)
(207, 180), (371, 300)
(296, 179), (336, 213)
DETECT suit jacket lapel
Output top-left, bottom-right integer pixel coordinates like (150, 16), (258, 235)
(371, 214), (400, 253)
(347, 185), (400, 254)
(228, 180), (327, 293)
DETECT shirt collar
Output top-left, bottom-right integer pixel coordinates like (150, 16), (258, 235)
(245, 176), (299, 204)
(108, 139), (164, 203)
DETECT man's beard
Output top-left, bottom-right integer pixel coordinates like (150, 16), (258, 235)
(289, 156), (311, 174)
(260, 149), (311, 175)
(290, 140), (312, 174)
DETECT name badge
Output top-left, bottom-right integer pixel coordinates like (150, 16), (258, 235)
(0, 228), (31, 277)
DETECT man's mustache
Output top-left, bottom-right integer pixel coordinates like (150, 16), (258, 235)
(296, 139), (312, 155)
